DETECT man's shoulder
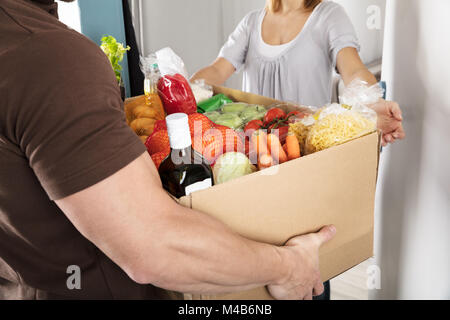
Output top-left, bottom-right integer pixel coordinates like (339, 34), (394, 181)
(0, 0), (77, 55)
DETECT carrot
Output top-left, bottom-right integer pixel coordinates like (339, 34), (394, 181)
(267, 133), (288, 164)
(283, 143), (288, 154)
(258, 153), (274, 170)
(285, 133), (301, 160)
(250, 130), (269, 159)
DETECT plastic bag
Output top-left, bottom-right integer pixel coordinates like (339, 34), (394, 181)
(340, 79), (384, 114)
(304, 79), (381, 154)
(203, 102), (268, 130)
(191, 79), (214, 104)
(146, 48), (197, 115)
(155, 47), (188, 79)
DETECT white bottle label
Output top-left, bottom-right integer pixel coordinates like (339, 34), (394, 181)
(185, 178), (212, 196)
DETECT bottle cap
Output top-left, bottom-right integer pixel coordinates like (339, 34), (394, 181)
(166, 113), (192, 150)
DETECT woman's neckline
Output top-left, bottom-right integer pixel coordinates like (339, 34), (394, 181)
(258, 2), (323, 54)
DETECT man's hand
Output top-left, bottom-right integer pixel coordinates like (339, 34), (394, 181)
(370, 99), (406, 147)
(268, 225), (336, 300)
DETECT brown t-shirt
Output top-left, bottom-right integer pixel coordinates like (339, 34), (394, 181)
(0, 0), (168, 299)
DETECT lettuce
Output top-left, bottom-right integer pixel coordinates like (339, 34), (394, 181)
(100, 35), (130, 84)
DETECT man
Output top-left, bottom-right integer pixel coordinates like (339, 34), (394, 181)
(0, 0), (335, 300)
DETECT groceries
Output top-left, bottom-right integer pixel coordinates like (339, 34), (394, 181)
(146, 112), (243, 167)
(191, 80), (214, 104)
(158, 113), (214, 198)
(305, 105), (377, 154)
(158, 74), (197, 115)
(124, 95), (165, 142)
(125, 58), (379, 195)
(140, 54), (165, 113)
(213, 113), (244, 130)
(249, 129), (301, 170)
(142, 48), (197, 115)
(213, 152), (257, 185)
(197, 94), (233, 113)
(203, 102), (267, 131)
(288, 80), (380, 155)
(289, 115), (315, 155)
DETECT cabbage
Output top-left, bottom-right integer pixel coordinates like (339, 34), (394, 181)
(213, 152), (257, 184)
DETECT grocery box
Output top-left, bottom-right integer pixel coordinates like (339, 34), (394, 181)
(178, 85), (380, 300)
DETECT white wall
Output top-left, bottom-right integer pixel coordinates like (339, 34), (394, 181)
(133, 0), (386, 89)
(334, 0), (385, 64)
(56, 0), (81, 32)
(372, 0), (450, 299)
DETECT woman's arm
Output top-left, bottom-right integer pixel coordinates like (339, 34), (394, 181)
(191, 57), (236, 86)
(337, 48), (405, 146)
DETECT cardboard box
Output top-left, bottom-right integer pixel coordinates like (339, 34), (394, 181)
(179, 86), (380, 300)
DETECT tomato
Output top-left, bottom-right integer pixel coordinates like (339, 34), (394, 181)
(244, 120), (264, 133)
(287, 111), (306, 121)
(263, 108), (287, 125)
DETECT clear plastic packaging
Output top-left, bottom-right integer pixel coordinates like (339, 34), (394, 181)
(191, 79), (214, 104)
(303, 79), (381, 154)
(155, 47), (189, 79)
(142, 48), (197, 115)
(203, 102), (268, 130)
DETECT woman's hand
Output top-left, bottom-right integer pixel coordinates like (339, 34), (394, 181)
(370, 99), (406, 147)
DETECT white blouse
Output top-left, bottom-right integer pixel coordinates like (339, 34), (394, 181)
(219, 0), (360, 107)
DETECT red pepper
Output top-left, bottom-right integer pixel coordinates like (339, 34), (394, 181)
(157, 73), (197, 115)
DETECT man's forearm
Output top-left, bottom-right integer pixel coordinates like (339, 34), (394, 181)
(129, 197), (290, 294)
(57, 154), (290, 295)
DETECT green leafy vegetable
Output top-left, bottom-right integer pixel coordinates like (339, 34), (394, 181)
(100, 35), (130, 84)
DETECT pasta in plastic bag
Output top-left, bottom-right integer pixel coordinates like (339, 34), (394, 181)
(304, 79), (382, 154)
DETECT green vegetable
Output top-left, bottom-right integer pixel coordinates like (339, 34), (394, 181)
(100, 35), (130, 84)
(221, 103), (248, 114)
(215, 113), (244, 130)
(240, 105), (267, 122)
(197, 94), (233, 113)
(203, 111), (221, 123)
(213, 152), (257, 184)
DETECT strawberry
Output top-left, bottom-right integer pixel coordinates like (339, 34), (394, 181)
(146, 130), (170, 156)
(151, 151), (168, 169)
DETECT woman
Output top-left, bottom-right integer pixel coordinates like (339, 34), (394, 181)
(192, 0), (405, 146)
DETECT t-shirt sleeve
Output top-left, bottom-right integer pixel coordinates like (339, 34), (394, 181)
(326, 3), (360, 69)
(14, 31), (146, 200)
(218, 12), (253, 72)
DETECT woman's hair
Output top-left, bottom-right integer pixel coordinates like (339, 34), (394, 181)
(267, 0), (322, 12)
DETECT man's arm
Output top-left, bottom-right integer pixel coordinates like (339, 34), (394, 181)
(56, 153), (335, 299)
(190, 58), (236, 86)
(337, 47), (406, 146)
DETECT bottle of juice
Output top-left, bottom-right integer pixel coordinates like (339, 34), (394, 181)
(144, 61), (165, 117)
(159, 113), (214, 198)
